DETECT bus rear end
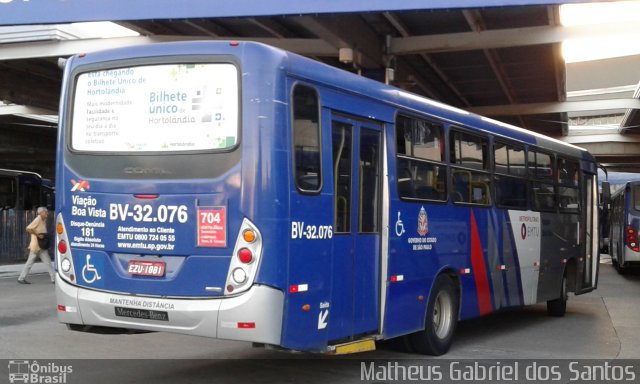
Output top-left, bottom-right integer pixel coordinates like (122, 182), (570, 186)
(54, 42), (285, 346)
(615, 182), (640, 270)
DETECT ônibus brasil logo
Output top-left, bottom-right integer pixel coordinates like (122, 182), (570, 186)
(7, 360), (73, 384)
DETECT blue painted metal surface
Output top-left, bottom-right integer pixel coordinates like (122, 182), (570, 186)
(56, 41), (598, 352)
(1, 0), (603, 26)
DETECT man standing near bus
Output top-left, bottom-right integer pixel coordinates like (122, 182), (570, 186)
(18, 206), (55, 284)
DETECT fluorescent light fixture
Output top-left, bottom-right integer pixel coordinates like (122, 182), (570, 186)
(560, 1), (640, 63)
(560, 1), (640, 26)
(63, 22), (139, 39)
(0, 21), (139, 43)
(562, 35), (640, 63)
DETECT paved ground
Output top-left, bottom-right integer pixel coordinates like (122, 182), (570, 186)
(0, 256), (638, 383)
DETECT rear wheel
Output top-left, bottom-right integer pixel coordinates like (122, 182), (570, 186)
(547, 274), (568, 317)
(410, 275), (459, 355)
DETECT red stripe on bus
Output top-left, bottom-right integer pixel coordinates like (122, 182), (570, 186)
(470, 211), (492, 315)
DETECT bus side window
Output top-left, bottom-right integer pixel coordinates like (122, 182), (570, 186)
(532, 182), (555, 211)
(494, 141), (528, 209)
(528, 149), (557, 212)
(452, 170), (470, 202)
(557, 157), (580, 213)
(395, 114), (446, 202)
(450, 130), (491, 206)
(292, 85), (321, 193)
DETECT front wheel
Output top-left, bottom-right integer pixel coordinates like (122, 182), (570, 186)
(410, 275), (459, 355)
(547, 274), (568, 317)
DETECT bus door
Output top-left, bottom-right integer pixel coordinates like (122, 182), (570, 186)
(579, 172), (599, 293)
(329, 114), (382, 340)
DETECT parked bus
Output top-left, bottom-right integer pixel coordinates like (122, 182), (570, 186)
(0, 168), (55, 264)
(0, 168), (54, 212)
(608, 181), (640, 273)
(54, 41), (600, 355)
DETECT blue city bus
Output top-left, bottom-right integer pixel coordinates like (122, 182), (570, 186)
(0, 168), (54, 211)
(608, 181), (640, 273)
(55, 41), (600, 355)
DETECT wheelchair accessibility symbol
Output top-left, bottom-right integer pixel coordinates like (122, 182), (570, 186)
(82, 254), (102, 284)
(395, 211), (406, 237)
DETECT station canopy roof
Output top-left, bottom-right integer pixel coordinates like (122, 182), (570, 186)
(2, 0), (640, 171)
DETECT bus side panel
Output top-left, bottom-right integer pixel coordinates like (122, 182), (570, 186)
(384, 203), (445, 338)
(281, 192), (334, 351)
(279, 102), (334, 352)
(466, 208), (527, 316)
(383, 279), (430, 338)
(500, 211), (525, 308)
(384, 204), (476, 337)
(450, 208), (532, 318)
(384, 204), (539, 337)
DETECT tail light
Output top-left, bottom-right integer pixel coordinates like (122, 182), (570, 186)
(225, 218), (262, 295)
(55, 214), (76, 282)
(57, 240), (68, 255)
(625, 226), (639, 252)
(238, 248), (253, 264)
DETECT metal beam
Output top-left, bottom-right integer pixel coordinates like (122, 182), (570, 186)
(467, 99), (640, 116)
(0, 66), (60, 111)
(568, 141), (640, 157)
(382, 12), (467, 104)
(547, 7), (568, 136)
(248, 18), (293, 39)
(555, 134), (640, 170)
(462, 9), (526, 128)
(556, 133), (640, 145)
(289, 16), (383, 68)
(390, 21), (640, 55)
(1, 0), (596, 26)
(0, 105), (57, 116)
(0, 35), (337, 61)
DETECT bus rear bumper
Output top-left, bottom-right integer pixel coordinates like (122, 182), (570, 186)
(55, 275), (284, 345)
(623, 250), (640, 264)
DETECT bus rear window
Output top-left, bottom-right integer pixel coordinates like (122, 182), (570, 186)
(71, 63), (239, 153)
(634, 185), (640, 211)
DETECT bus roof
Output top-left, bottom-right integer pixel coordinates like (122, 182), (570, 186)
(65, 40), (595, 165)
(0, 168), (43, 179)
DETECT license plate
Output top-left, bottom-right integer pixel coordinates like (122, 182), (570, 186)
(127, 260), (165, 277)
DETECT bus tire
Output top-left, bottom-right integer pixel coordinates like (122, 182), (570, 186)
(410, 275), (459, 355)
(547, 273), (568, 317)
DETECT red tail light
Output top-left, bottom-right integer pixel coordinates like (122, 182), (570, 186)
(238, 248), (253, 264)
(625, 226), (639, 252)
(58, 240), (68, 254)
